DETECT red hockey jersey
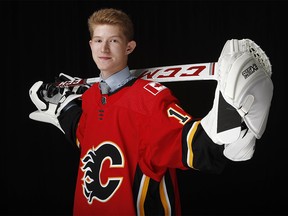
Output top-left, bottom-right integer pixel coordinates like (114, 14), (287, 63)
(72, 78), (226, 215)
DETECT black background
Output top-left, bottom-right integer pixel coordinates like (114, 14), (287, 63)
(2, 0), (287, 215)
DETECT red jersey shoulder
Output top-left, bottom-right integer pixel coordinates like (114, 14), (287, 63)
(132, 79), (179, 105)
(82, 82), (99, 97)
(121, 79), (178, 113)
(81, 82), (100, 108)
(135, 79), (169, 96)
(142, 81), (167, 96)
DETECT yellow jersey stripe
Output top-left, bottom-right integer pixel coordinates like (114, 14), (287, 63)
(159, 177), (171, 216)
(137, 175), (150, 216)
(186, 120), (201, 168)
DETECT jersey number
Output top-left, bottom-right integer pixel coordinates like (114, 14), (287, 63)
(168, 106), (191, 125)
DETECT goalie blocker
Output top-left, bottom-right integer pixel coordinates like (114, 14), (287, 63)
(201, 38), (273, 161)
(29, 74), (88, 133)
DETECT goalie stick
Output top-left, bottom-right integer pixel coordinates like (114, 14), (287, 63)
(54, 62), (218, 88)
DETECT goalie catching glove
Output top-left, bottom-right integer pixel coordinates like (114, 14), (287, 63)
(29, 73), (89, 133)
(201, 38), (273, 161)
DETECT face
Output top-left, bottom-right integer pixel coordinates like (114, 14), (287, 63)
(89, 24), (136, 79)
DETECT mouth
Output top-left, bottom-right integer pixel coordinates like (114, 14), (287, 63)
(99, 56), (111, 60)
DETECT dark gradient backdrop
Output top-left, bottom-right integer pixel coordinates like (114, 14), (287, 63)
(2, 0), (287, 215)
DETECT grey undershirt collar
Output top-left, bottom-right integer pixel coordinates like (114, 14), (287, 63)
(100, 66), (135, 93)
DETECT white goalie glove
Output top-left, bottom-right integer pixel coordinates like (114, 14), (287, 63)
(29, 73), (89, 133)
(201, 39), (273, 161)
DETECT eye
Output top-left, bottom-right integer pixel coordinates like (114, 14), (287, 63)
(110, 39), (118, 43)
(92, 39), (102, 43)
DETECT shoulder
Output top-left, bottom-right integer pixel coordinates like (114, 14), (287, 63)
(133, 79), (171, 97)
(82, 83), (100, 97)
(126, 78), (179, 109)
(81, 83), (100, 107)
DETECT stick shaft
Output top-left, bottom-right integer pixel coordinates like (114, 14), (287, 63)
(56, 62), (218, 88)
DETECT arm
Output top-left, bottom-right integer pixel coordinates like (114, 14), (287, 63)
(182, 120), (228, 174)
(57, 105), (82, 146)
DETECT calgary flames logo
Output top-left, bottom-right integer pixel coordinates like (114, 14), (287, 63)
(81, 142), (124, 204)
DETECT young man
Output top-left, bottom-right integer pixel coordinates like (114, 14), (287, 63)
(29, 8), (273, 215)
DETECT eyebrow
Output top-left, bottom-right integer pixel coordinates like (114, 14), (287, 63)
(92, 35), (123, 39)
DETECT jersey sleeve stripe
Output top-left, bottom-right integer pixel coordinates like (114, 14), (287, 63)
(137, 175), (150, 216)
(159, 177), (171, 216)
(186, 120), (201, 169)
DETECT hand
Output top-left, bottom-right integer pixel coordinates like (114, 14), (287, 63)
(58, 73), (91, 95)
(28, 74), (84, 133)
(217, 39), (273, 139)
(223, 123), (256, 161)
(201, 39), (273, 146)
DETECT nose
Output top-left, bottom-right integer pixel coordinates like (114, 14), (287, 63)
(101, 41), (109, 53)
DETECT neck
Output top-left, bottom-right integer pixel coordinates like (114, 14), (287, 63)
(100, 65), (128, 80)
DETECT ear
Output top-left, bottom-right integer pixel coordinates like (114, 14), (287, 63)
(126, 40), (136, 55)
